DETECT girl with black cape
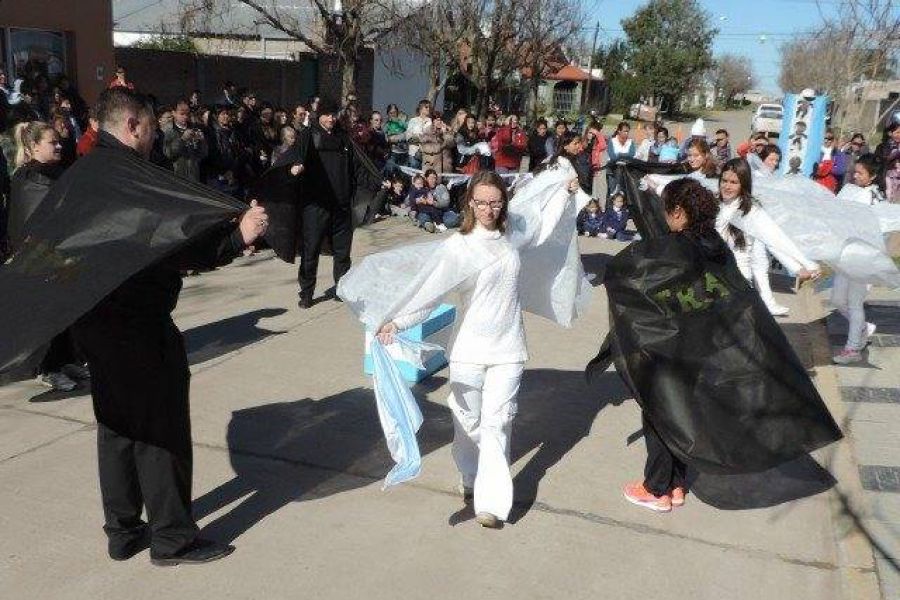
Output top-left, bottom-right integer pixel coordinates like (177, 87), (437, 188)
(589, 173), (842, 513)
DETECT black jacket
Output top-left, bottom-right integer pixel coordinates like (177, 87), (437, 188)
(299, 124), (359, 208)
(204, 123), (246, 181)
(70, 132), (245, 447)
(8, 160), (64, 252)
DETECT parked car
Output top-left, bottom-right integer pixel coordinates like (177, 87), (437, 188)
(752, 103), (784, 136)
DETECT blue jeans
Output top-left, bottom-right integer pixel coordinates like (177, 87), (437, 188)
(442, 210), (460, 228)
(408, 155), (422, 170)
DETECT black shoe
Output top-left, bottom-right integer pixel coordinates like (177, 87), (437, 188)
(108, 527), (150, 561)
(298, 294), (313, 309)
(150, 538), (235, 567)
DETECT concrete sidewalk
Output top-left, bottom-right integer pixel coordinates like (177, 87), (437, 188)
(0, 218), (884, 599)
(825, 284), (900, 600)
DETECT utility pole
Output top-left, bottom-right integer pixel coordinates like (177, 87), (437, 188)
(582, 20), (600, 112)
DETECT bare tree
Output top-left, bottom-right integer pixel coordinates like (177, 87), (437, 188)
(380, 2), (454, 105)
(778, 0), (899, 134)
(177, 0), (404, 102)
(518, 0), (585, 121)
(710, 54), (755, 108)
(409, 0), (525, 117)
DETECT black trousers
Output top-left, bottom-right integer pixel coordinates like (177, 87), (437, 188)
(643, 413), (686, 496)
(73, 317), (198, 557)
(97, 424), (197, 556)
(298, 203), (352, 298)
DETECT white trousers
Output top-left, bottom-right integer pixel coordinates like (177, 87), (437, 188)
(447, 361), (524, 521)
(831, 274), (871, 350)
(751, 241), (779, 310)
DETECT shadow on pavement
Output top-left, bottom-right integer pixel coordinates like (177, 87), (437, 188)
(183, 308), (288, 364)
(580, 252), (614, 287)
(508, 368), (631, 524)
(194, 367), (621, 537)
(688, 455), (836, 510)
(193, 386), (453, 544)
(28, 386), (87, 403)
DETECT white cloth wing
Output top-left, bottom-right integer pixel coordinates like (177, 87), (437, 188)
(338, 161), (593, 329)
(507, 161), (593, 327)
(752, 174), (900, 287)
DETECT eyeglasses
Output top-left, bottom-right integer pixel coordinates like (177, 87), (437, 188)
(473, 200), (504, 210)
(825, 136), (834, 141)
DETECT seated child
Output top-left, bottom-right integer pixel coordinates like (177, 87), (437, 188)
(405, 173), (429, 221)
(578, 199), (605, 236)
(600, 193), (633, 241)
(386, 177), (408, 217)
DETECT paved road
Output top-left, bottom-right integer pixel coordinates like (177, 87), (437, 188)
(0, 218), (883, 599)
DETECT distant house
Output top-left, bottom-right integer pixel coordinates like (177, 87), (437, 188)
(834, 79), (900, 135)
(444, 40), (606, 117)
(539, 64), (605, 115)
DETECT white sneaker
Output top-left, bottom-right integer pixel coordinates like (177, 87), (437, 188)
(39, 372), (77, 392)
(436, 223), (448, 233)
(767, 303), (790, 317)
(475, 512), (501, 528)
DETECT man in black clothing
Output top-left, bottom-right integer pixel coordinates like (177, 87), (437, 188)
(68, 88), (268, 566)
(204, 105), (247, 199)
(528, 119), (550, 170)
(294, 99), (360, 307)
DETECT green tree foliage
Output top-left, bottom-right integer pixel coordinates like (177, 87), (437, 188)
(621, 0), (717, 112)
(132, 36), (199, 54)
(593, 40), (643, 113)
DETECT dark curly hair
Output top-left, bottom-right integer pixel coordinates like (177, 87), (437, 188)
(662, 178), (719, 238)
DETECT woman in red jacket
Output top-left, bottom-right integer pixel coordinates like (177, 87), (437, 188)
(491, 114), (528, 173)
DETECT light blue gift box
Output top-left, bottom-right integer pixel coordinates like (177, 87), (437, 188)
(364, 304), (456, 383)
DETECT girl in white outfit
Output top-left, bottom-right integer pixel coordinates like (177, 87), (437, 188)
(746, 145), (794, 315)
(375, 150), (588, 528)
(717, 158), (819, 295)
(832, 154), (886, 363)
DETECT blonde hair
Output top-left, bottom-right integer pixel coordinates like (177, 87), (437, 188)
(13, 121), (55, 169)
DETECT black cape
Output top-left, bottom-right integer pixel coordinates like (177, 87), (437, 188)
(0, 139), (246, 376)
(249, 137), (383, 263)
(588, 160), (842, 474)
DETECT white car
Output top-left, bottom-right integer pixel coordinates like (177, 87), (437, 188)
(752, 103), (783, 136)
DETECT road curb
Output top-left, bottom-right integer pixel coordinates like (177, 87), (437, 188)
(801, 283), (882, 599)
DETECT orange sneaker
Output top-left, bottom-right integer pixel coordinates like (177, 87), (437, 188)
(671, 486), (686, 507)
(623, 481), (672, 513)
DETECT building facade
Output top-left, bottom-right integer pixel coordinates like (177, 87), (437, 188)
(0, 0), (115, 104)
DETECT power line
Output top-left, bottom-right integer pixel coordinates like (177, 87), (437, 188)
(115, 0), (167, 23)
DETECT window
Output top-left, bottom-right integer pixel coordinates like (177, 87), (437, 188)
(8, 28), (67, 84)
(553, 82), (577, 113)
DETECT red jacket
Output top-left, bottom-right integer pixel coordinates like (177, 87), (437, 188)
(491, 125), (528, 170)
(76, 128), (99, 157)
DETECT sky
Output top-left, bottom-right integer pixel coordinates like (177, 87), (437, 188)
(585, 0), (850, 95)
